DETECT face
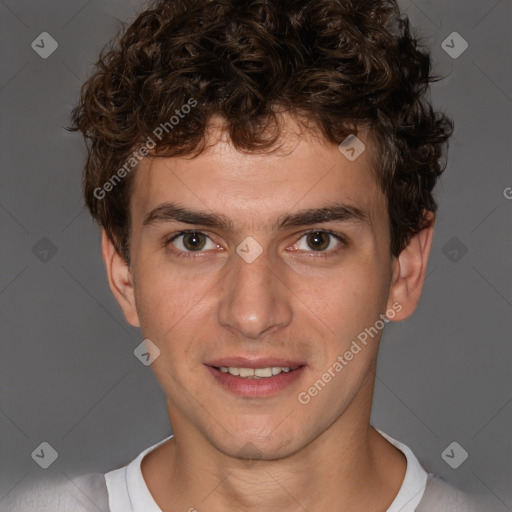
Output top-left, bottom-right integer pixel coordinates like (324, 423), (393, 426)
(104, 116), (432, 460)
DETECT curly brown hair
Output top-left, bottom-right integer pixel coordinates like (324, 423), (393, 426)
(68, 0), (454, 263)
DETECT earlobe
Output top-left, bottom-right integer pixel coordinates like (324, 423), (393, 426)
(386, 213), (435, 321)
(101, 230), (141, 327)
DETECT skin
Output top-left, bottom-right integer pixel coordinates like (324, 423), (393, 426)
(102, 115), (434, 512)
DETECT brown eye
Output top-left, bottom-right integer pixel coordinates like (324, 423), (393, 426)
(305, 231), (330, 251)
(292, 230), (345, 255)
(182, 232), (207, 251)
(169, 231), (217, 253)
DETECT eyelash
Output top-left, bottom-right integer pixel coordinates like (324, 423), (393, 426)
(164, 229), (347, 259)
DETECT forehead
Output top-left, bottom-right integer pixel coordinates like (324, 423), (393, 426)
(130, 118), (386, 231)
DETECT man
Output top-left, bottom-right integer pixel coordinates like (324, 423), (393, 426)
(5, 0), (486, 510)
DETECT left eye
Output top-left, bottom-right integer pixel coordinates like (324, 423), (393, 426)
(169, 231), (218, 252)
(293, 230), (344, 253)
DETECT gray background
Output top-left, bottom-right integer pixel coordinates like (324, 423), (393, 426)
(0, 0), (510, 510)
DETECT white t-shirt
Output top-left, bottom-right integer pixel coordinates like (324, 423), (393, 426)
(2, 430), (485, 511)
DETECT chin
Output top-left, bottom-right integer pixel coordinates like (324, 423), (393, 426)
(213, 428), (300, 461)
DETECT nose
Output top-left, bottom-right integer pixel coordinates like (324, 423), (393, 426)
(216, 244), (293, 340)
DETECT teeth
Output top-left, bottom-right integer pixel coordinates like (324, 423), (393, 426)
(218, 366), (299, 378)
(239, 367), (254, 378)
(255, 367), (272, 377)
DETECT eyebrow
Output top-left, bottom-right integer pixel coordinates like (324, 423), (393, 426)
(142, 201), (370, 232)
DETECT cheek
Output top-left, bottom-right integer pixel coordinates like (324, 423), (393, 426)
(292, 258), (389, 340)
(131, 254), (226, 372)
(132, 272), (207, 385)
(132, 259), (205, 339)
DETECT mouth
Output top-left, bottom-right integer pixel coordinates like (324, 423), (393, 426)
(204, 362), (306, 398)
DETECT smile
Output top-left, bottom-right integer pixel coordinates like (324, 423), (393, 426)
(206, 365), (306, 397)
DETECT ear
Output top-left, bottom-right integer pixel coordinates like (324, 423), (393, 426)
(101, 230), (140, 327)
(386, 212), (435, 321)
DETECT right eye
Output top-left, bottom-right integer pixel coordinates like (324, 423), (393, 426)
(166, 230), (221, 257)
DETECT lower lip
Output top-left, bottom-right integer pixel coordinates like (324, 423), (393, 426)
(205, 365), (306, 398)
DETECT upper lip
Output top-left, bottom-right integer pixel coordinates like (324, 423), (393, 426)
(205, 357), (306, 369)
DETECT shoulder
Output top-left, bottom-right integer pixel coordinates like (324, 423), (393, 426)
(0, 472), (109, 512)
(416, 473), (491, 512)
